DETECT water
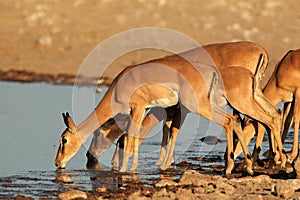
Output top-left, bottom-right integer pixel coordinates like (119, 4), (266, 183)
(0, 81), (295, 198)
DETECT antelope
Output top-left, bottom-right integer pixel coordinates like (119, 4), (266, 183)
(234, 49), (300, 165)
(109, 104), (187, 170)
(54, 50), (285, 176)
(86, 105), (181, 169)
(85, 41), (270, 170)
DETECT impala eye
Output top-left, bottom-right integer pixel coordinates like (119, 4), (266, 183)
(62, 138), (67, 144)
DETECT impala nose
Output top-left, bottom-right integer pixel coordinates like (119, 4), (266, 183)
(55, 160), (61, 167)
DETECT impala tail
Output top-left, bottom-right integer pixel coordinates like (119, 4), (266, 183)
(254, 54), (265, 81)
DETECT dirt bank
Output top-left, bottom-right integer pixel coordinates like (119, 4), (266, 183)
(1, 0), (300, 86)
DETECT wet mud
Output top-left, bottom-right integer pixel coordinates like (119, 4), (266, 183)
(1, 157), (300, 199)
(0, 69), (112, 86)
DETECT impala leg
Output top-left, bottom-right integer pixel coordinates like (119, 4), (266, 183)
(251, 124), (265, 163)
(260, 106), (286, 168)
(217, 113), (236, 176)
(232, 118), (253, 175)
(270, 116), (287, 169)
(111, 142), (120, 170)
(160, 107), (183, 170)
(112, 134), (125, 170)
(129, 106), (146, 172)
(119, 133), (139, 172)
(233, 121), (257, 159)
(280, 101), (294, 162)
(281, 102), (293, 143)
(254, 102), (286, 168)
(86, 131), (100, 169)
(254, 89), (279, 117)
(160, 126), (179, 170)
(206, 107), (236, 175)
(119, 134), (129, 172)
(156, 121), (171, 166)
(289, 92), (300, 162)
(130, 136), (140, 171)
(272, 132), (281, 165)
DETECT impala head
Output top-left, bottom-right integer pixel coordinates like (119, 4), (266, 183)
(55, 112), (82, 169)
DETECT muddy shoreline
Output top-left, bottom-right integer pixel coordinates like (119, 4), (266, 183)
(0, 69), (113, 87)
(2, 159), (300, 200)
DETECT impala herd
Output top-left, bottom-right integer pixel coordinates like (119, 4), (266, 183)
(54, 41), (300, 176)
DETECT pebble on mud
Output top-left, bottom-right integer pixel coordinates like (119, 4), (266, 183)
(54, 175), (74, 184)
(35, 35), (52, 47)
(253, 174), (271, 182)
(286, 179), (300, 191)
(155, 179), (179, 187)
(127, 190), (150, 200)
(274, 182), (295, 198)
(58, 190), (87, 200)
(179, 170), (212, 187)
(96, 187), (107, 193)
(200, 136), (222, 145)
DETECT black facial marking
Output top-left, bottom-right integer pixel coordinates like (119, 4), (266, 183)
(282, 149), (286, 154)
(61, 136), (67, 153)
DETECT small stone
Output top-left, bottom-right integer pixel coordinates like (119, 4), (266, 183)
(287, 179), (300, 191)
(193, 187), (205, 193)
(179, 170), (210, 186)
(216, 181), (235, 194)
(152, 188), (174, 198)
(200, 136), (222, 145)
(176, 188), (192, 195)
(58, 190), (87, 200)
(275, 182), (295, 198)
(254, 174), (271, 182)
(155, 179), (179, 187)
(96, 187), (107, 192)
(54, 175), (73, 184)
(35, 35), (52, 47)
(128, 190), (150, 200)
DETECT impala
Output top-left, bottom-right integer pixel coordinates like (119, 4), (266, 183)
(85, 41), (270, 170)
(55, 51), (286, 176)
(86, 105), (180, 169)
(234, 49), (300, 164)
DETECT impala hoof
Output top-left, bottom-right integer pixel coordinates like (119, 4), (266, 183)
(86, 155), (99, 169)
(247, 168), (254, 176)
(225, 172), (232, 179)
(156, 160), (164, 166)
(119, 167), (127, 173)
(160, 164), (172, 171)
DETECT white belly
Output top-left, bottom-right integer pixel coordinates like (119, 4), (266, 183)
(148, 91), (178, 108)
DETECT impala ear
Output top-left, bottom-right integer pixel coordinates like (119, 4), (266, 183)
(62, 112), (77, 133)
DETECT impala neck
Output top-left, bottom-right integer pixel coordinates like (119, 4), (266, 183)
(77, 89), (114, 142)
